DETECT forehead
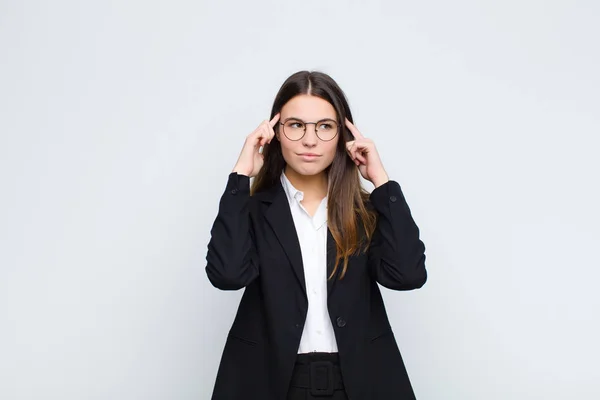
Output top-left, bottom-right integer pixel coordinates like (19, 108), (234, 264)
(281, 94), (336, 119)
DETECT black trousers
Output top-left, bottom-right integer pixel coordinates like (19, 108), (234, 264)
(286, 352), (349, 400)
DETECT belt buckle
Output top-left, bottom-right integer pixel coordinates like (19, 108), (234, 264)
(309, 360), (334, 396)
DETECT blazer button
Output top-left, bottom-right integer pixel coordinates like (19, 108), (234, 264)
(230, 188), (238, 195)
(389, 195), (397, 202)
(336, 317), (346, 328)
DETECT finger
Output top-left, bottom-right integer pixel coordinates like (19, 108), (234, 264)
(247, 130), (261, 150)
(350, 146), (367, 163)
(256, 128), (268, 147)
(269, 113), (280, 128)
(259, 126), (267, 146)
(251, 122), (267, 141)
(355, 152), (367, 164)
(345, 118), (364, 139)
(268, 114), (280, 143)
(268, 123), (276, 144)
(348, 143), (370, 159)
(258, 121), (273, 144)
(346, 144), (361, 165)
(352, 139), (372, 154)
(256, 119), (272, 136)
(265, 123), (275, 144)
(259, 121), (274, 144)
(346, 142), (363, 161)
(347, 140), (368, 164)
(262, 130), (271, 147)
(346, 145), (357, 160)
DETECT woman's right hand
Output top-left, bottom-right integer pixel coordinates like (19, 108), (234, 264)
(232, 113), (280, 177)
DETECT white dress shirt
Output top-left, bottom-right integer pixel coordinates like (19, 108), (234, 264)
(280, 171), (339, 354)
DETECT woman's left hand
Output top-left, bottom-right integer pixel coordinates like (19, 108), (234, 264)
(345, 118), (389, 188)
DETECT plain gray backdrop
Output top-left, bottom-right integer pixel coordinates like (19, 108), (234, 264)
(1, 0), (599, 399)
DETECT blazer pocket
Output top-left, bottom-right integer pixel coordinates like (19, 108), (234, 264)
(369, 326), (393, 343)
(228, 332), (259, 347)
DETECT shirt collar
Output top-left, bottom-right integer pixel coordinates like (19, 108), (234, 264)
(280, 170), (304, 203)
(280, 171), (328, 229)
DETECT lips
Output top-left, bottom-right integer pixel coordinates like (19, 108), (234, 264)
(298, 153), (320, 161)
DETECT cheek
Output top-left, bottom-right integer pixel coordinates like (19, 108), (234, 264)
(279, 141), (296, 162)
(281, 141), (293, 153)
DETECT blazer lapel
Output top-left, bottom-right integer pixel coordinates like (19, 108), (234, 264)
(263, 182), (307, 297)
(260, 179), (341, 299)
(326, 229), (339, 296)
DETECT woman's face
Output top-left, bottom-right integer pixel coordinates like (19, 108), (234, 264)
(277, 94), (340, 177)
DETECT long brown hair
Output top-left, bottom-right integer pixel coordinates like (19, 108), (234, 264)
(251, 71), (377, 280)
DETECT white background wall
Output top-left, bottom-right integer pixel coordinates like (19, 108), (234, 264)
(1, 0), (599, 399)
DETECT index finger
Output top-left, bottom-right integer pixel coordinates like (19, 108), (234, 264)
(269, 113), (281, 128)
(345, 118), (363, 139)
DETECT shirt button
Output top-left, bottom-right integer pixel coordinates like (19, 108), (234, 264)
(389, 195), (397, 202)
(336, 317), (346, 328)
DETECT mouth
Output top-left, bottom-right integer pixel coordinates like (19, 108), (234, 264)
(297, 153), (320, 161)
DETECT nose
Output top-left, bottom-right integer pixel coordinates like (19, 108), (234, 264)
(302, 124), (318, 147)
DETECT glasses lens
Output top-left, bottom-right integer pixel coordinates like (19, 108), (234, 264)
(283, 119), (305, 140)
(316, 120), (338, 141)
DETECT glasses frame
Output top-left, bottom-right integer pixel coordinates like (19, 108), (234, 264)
(279, 117), (340, 142)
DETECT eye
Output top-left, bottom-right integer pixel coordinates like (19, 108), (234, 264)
(318, 122), (334, 130)
(286, 120), (304, 129)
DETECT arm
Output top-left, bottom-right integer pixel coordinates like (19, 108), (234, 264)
(367, 180), (427, 290)
(342, 118), (427, 290)
(205, 173), (259, 290)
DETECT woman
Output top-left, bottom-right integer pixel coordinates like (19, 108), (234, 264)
(206, 71), (427, 399)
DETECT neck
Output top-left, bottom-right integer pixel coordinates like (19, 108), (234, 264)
(284, 166), (328, 201)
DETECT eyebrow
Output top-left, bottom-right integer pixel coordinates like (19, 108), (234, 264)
(284, 116), (337, 121)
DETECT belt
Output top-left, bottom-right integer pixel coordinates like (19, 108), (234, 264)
(290, 353), (345, 397)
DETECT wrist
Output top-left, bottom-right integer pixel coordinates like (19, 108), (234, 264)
(371, 173), (389, 188)
(232, 165), (251, 177)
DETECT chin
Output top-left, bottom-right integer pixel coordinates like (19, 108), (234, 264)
(290, 162), (327, 177)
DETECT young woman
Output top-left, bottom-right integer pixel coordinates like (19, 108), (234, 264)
(206, 71), (427, 399)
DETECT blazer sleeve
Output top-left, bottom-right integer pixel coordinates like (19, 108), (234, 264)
(205, 172), (260, 290)
(367, 180), (427, 290)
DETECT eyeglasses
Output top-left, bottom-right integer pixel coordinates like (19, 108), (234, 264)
(279, 117), (339, 141)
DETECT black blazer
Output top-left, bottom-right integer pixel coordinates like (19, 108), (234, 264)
(205, 172), (427, 399)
